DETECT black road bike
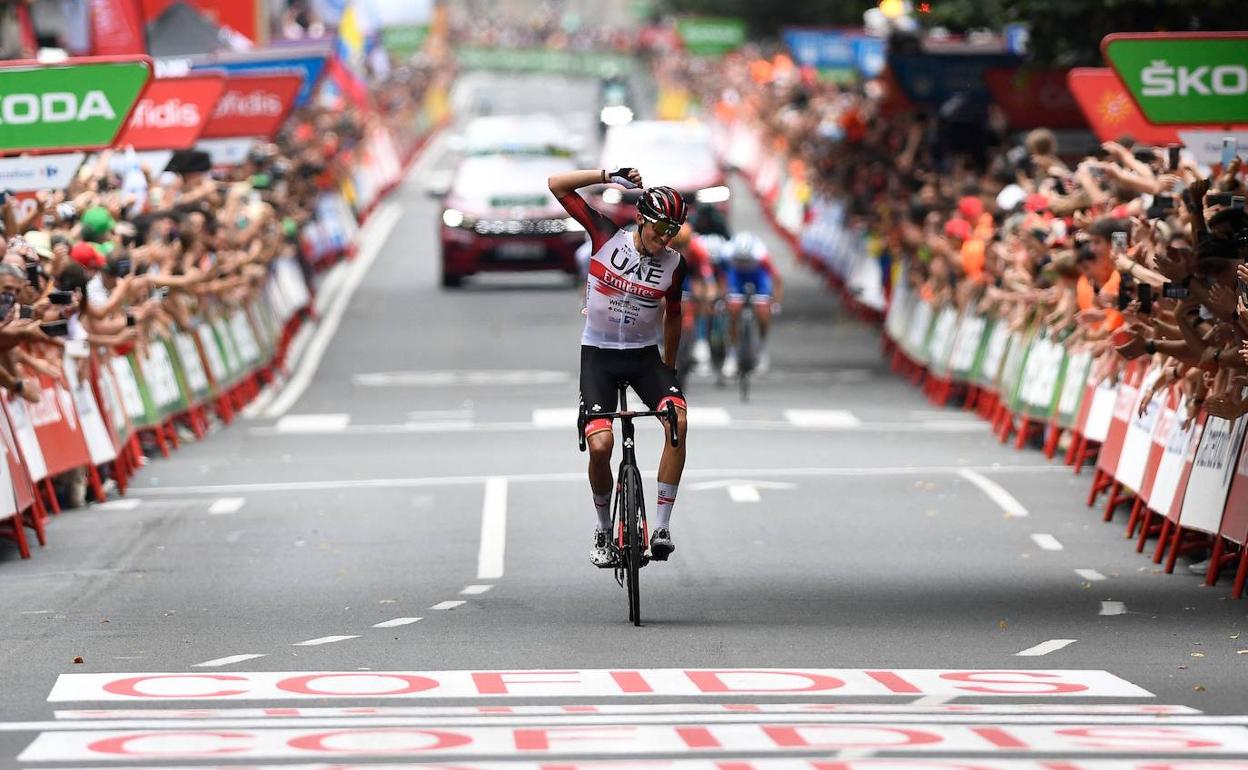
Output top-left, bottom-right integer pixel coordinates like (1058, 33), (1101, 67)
(734, 281), (762, 402)
(578, 384), (680, 626)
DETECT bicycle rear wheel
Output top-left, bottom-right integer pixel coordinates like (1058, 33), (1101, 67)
(738, 308), (759, 402)
(622, 465), (642, 626)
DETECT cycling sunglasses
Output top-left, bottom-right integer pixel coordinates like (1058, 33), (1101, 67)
(643, 216), (680, 238)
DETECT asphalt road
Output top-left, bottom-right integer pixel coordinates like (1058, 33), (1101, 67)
(0, 73), (1244, 767)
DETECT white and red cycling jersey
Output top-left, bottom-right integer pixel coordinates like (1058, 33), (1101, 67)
(559, 192), (686, 350)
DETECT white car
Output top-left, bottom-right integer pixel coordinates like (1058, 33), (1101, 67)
(461, 113), (584, 158)
(597, 120), (730, 227)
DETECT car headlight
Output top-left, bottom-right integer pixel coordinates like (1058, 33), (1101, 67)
(564, 217), (585, 232)
(695, 185), (731, 204)
(601, 188), (622, 205)
(599, 105), (634, 127)
(442, 208), (467, 228)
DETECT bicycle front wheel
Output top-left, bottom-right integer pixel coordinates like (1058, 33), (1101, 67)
(623, 466), (642, 626)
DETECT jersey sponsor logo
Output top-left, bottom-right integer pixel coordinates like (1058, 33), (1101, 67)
(590, 259), (666, 300)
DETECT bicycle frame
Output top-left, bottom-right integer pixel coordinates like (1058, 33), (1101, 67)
(578, 383), (680, 626)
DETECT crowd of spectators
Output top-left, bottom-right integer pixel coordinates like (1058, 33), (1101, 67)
(0, 56), (446, 507)
(669, 44), (1248, 423)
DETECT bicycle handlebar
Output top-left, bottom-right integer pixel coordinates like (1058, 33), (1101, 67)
(576, 404), (681, 451)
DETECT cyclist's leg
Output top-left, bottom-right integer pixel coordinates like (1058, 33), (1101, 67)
(752, 270), (774, 337)
(632, 347), (688, 534)
(724, 267), (745, 346)
(579, 346), (618, 531)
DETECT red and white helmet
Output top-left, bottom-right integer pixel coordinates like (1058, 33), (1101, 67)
(637, 186), (688, 226)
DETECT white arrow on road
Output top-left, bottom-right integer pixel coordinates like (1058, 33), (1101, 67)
(688, 479), (796, 503)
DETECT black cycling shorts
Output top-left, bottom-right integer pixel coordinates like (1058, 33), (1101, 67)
(580, 345), (687, 437)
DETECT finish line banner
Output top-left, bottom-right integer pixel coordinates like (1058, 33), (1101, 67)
(47, 669), (1152, 701)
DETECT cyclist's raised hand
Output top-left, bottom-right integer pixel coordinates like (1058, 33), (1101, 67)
(608, 167), (643, 189)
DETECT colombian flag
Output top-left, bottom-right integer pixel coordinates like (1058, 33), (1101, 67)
(331, 1), (373, 108)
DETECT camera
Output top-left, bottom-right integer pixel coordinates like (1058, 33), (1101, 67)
(48, 290), (74, 305)
(1162, 282), (1190, 300)
(39, 319), (68, 337)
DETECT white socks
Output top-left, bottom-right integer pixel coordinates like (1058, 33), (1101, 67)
(655, 482), (678, 529)
(593, 492), (611, 531)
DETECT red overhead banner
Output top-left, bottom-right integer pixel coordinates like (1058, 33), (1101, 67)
(984, 68), (1086, 130)
(139, 0), (264, 45)
(115, 74), (226, 150)
(200, 74), (302, 140)
(90, 0), (147, 56)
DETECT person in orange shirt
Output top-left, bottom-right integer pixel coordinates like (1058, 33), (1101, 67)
(1074, 218), (1127, 331)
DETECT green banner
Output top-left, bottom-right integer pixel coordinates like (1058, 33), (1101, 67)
(454, 47), (633, 79)
(383, 25), (429, 60)
(0, 59), (152, 153)
(1103, 33), (1248, 124)
(677, 17), (746, 56)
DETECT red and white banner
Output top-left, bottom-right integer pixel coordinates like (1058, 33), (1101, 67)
(13, 761), (1248, 770)
(20, 723), (1248, 761)
(90, 0), (147, 56)
(201, 74), (302, 140)
(115, 75), (226, 151)
(1176, 415), (1248, 535)
(1218, 435), (1248, 546)
(4, 399), (48, 483)
(47, 669), (1152, 702)
(29, 374), (93, 477)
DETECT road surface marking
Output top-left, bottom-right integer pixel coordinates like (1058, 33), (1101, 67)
(957, 469), (1029, 518)
(1076, 569), (1107, 581)
(1015, 639), (1078, 657)
(372, 617), (422, 628)
(95, 499), (142, 510)
(44, 668), (1154, 702)
(248, 418), (985, 436)
(291, 636), (359, 646)
(784, 409), (861, 428)
(48, 703), (1204, 720)
(461, 584), (493, 595)
(27, 722), (1243, 761)
(478, 478), (507, 580)
(192, 654), (267, 668)
(688, 407), (731, 426)
(431, 600), (466, 610)
(358, 370), (570, 387)
(208, 497), (246, 515)
(728, 484), (762, 503)
(274, 413), (350, 433)
(1100, 601), (1128, 616)
(263, 202), (403, 418)
(127, 464), (1064, 497)
(1031, 533), (1064, 551)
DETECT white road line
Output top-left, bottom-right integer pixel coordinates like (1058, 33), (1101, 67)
(372, 617), (422, 628)
(689, 407), (731, 426)
(461, 584), (493, 595)
(128, 464), (1063, 497)
(1031, 533), (1064, 551)
(532, 408), (575, 427)
(431, 600), (466, 610)
(94, 499), (142, 510)
(274, 413), (350, 433)
(958, 468), (1029, 518)
(291, 635), (359, 646)
(263, 202), (403, 418)
(1015, 639), (1078, 657)
(208, 497), (246, 515)
(1100, 601), (1128, 616)
(727, 484), (762, 503)
(1076, 568), (1108, 581)
(192, 654), (267, 668)
(910, 694), (954, 706)
(477, 477), (507, 580)
(783, 409), (861, 428)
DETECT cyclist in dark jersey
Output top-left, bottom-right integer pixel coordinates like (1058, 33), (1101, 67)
(548, 167), (690, 566)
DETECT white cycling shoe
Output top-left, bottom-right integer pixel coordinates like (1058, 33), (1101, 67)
(722, 353), (739, 377)
(590, 529), (618, 568)
(692, 338), (711, 363)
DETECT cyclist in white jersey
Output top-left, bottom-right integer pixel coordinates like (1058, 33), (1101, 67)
(549, 167), (689, 567)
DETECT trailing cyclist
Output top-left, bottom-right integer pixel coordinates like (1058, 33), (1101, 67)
(721, 231), (784, 376)
(669, 223), (720, 374)
(548, 167), (690, 568)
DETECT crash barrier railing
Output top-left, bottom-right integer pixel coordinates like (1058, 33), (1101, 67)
(880, 280), (1248, 600)
(0, 106), (449, 562)
(711, 117), (889, 322)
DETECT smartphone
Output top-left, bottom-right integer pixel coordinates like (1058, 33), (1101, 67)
(1138, 283), (1153, 314)
(48, 290), (74, 305)
(39, 320), (68, 337)
(1118, 274), (1134, 311)
(1233, 196), (1246, 211)
(1207, 193), (1234, 207)
(1112, 231), (1128, 254)
(18, 305), (32, 320)
(1162, 282), (1190, 300)
(1167, 144), (1181, 171)
(25, 263), (40, 284)
(0, 293), (13, 319)
(1223, 137), (1238, 168)
(125, 313), (136, 327)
